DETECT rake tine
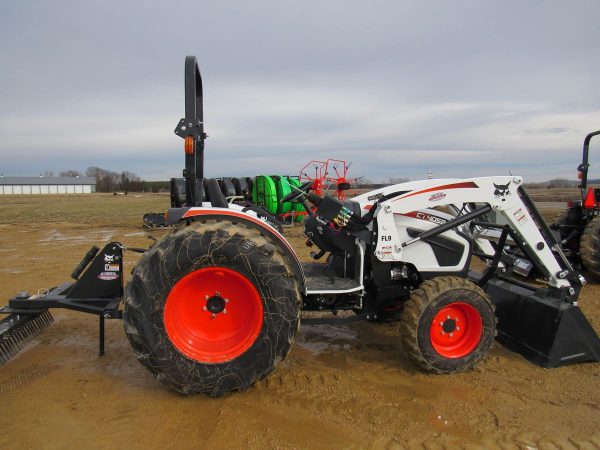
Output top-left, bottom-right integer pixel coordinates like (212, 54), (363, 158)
(0, 311), (54, 367)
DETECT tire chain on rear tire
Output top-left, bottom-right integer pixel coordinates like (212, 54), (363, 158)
(399, 276), (496, 374)
(580, 218), (600, 281)
(123, 219), (302, 397)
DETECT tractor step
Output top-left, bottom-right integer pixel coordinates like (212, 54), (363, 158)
(0, 310), (54, 367)
(302, 262), (363, 294)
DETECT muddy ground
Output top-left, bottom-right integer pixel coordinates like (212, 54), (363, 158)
(0, 193), (599, 449)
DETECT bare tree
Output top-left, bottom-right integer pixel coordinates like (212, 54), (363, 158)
(547, 178), (572, 188)
(59, 169), (81, 177)
(388, 177), (410, 185)
(84, 166), (142, 192)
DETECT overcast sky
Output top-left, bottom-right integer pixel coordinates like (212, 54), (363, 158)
(1, 0), (599, 182)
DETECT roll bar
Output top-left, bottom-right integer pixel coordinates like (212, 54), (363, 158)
(173, 56), (206, 206)
(577, 130), (600, 195)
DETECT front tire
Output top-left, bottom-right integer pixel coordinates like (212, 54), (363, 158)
(580, 219), (600, 281)
(123, 218), (302, 396)
(399, 276), (495, 373)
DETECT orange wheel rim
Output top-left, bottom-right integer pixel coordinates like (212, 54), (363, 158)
(429, 302), (482, 358)
(164, 267), (263, 363)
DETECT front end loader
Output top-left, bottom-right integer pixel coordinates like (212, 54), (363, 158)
(1, 57), (599, 396)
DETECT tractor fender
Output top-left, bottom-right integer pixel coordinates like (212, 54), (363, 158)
(179, 207), (305, 289)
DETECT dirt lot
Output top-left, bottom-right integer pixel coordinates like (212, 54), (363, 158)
(0, 193), (599, 449)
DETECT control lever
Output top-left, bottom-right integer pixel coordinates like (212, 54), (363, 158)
(310, 249), (326, 260)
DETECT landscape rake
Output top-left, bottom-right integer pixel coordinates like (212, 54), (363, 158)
(0, 243), (125, 364)
(0, 310), (54, 366)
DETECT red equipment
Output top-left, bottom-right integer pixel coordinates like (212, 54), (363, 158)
(299, 159), (357, 200)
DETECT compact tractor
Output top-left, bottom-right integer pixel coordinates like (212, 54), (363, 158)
(551, 131), (600, 278)
(1, 58), (599, 396)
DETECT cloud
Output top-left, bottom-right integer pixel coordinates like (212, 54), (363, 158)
(1, 1), (600, 182)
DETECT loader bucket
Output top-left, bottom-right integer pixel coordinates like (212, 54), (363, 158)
(484, 278), (600, 367)
(0, 310), (54, 366)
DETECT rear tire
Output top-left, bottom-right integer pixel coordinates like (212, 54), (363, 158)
(580, 219), (600, 281)
(123, 218), (302, 396)
(399, 276), (495, 373)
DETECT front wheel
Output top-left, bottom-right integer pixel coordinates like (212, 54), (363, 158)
(123, 218), (302, 396)
(580, 219), (600, 281)
(399, 276), (495, 373)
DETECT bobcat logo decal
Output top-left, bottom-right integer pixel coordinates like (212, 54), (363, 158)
(493, 182), (511, 199)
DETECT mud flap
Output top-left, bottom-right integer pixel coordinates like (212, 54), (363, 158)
(483, 277), (600, 367)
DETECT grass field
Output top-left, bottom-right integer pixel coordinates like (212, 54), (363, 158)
(0, 192), (599, 449)
(0, 193), (171, 226)
(0, 186), (577, 225)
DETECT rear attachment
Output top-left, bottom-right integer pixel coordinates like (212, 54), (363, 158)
(0, 310), (54, 367)
(0, 242), (125, 366)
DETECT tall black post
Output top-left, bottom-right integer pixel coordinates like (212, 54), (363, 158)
(174, 56), (206, 206)
(578, 130), (600, 199)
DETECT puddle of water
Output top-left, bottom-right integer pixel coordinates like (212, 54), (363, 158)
(39, 229), (116, 245)
(0, 269), (24, 274)
(297, 324), (358, 353)
(94, 230), (116, 242)
(38, 230), (66, 242)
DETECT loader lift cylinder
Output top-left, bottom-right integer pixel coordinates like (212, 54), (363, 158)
(402, 205), (492, 247)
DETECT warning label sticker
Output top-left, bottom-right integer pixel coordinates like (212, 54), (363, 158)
(381, 245), (393, 260)
(513, 208), (528, 225)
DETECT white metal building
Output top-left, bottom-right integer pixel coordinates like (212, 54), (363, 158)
(0, 177), (96, 194)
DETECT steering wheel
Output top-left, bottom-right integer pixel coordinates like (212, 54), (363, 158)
(280, 181), (313, 203)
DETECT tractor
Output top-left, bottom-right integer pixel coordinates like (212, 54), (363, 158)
(551, 131), (600, 278)
(1, 57), (599, 397)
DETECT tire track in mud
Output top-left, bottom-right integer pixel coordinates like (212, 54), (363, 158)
(258, 354), (600, 449)
(257, 366), (430, 447)
(275, 325), (484, 446)
(476, 432), (600, 450)
(0, 365), (57, 394)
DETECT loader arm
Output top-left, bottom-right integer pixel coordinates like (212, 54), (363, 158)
(373, 176), (576, 291)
